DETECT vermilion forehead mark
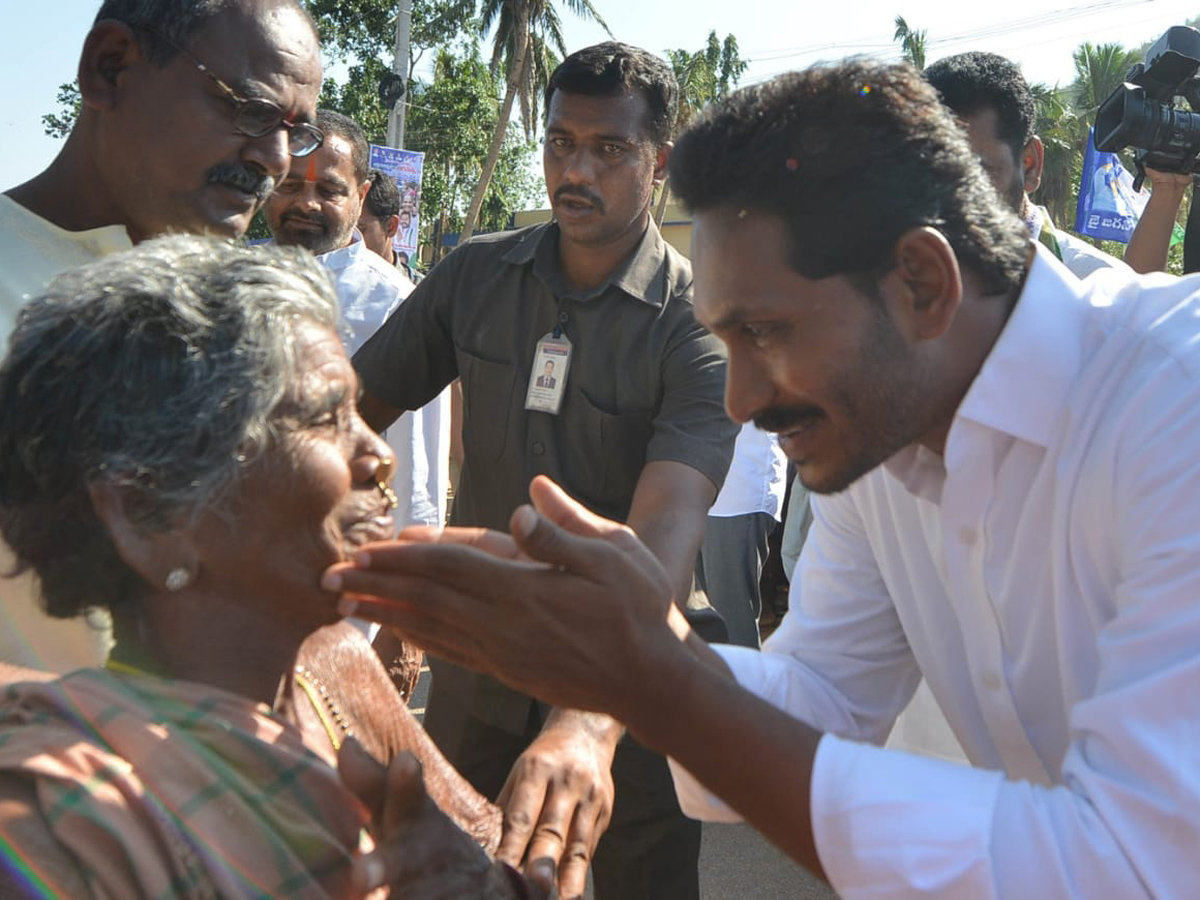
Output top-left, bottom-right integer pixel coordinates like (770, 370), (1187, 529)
(304, 156), (318, 182)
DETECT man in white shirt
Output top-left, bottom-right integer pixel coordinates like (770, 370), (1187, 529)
(0, 0), (323, 673)
(327, 59), (1200, 897)
(696, 423), (787, 647)
(924, 51), (1128, 280)
(264, 109), (446, 530)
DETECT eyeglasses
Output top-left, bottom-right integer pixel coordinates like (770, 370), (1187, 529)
(152, 32), (324, 157)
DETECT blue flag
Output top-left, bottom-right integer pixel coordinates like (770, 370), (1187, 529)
(1075, 127), (1148, 243)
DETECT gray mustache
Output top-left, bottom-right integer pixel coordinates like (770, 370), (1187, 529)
(207, 164), (276, 201)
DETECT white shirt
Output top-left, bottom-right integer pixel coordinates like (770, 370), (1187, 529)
(707, 422), (788, 519)
(1029, 204), (1130, 280)
(672, 248), (1200, 897)
(318, 236), (449, 530)
(0, 195), (130, 673)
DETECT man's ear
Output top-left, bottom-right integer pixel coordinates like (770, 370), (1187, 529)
(884, 227), (963, 342)
(653, 141), (673, 186)
(88, 481), (197, 592)
(78, 20), (147, 113)
(1021, 135), (1045, 195)
(384, 214), (400, 241)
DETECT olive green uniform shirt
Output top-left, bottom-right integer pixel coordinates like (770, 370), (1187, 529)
(354, 219), (736, 731)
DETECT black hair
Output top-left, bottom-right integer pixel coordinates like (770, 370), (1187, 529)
(924, 51), (1035, 160)
(363, 168), (400, 220)
(670, 58), (1028, 295)
(545, 42), (678, 146)
(315, 109), (371, 184)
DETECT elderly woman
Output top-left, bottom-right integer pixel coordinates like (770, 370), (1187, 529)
(0, 236), (538, 898)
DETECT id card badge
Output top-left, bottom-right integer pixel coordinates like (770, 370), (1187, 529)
(524, 332), (572, 414)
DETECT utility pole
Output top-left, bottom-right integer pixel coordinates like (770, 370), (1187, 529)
(386, 1), (412, 149)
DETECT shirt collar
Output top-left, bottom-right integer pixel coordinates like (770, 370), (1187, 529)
(502, 220), (670, 307)
(882, 245), (1090, 499)
(954, 244), (1090, 447)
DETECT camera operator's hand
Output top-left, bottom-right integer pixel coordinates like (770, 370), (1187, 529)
(1125, 166), (1193, 273)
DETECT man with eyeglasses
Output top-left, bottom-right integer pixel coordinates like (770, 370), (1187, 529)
(0, 0), (323, 674)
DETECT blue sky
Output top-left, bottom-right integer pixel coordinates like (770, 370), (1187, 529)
(3, 0), (1197, 190)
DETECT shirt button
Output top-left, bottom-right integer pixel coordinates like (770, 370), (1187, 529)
(982, 672), (1002, 692)
(532, 442), (545, 456)
(557, 311), (569, 324)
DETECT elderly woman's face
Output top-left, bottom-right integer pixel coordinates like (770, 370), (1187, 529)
(189, 321), (393, 629)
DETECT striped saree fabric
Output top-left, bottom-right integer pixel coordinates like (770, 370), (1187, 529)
(0, 668), (370, 898)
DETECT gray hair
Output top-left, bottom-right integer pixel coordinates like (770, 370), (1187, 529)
(0, 235), (340, 619)
(94, 0), (316, 66)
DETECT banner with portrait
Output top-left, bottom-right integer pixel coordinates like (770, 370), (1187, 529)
(1074, 127), (1148, 243)
(369, 144), (425, 258)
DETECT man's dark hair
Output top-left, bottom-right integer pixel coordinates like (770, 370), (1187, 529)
(363, 168), (400, 220)
(924, 51), (1035, 160)
(95, 0), (316, 67)
(316, 109), (371, 184)
(545, 42), (678, 146)
(670, 59), (1029, 296)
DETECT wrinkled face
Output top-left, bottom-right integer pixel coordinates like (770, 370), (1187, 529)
(190, 322), (394, 633)
(265, 135), (368, 254)
(104, 2), (322, 241)
(693, 208), (938, 495)
(542, 89), (665, 247)
(962, 108), (1028, 214)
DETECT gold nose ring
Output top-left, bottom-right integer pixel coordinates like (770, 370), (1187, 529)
(376, 478), (399, 509)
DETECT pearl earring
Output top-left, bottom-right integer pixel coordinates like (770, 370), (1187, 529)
(165, 568), (191, 592)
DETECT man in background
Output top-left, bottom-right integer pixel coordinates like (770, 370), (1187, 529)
(0, 0), (323, 672)
(264, 110), (447, 530)
(353, 42), (736, 900)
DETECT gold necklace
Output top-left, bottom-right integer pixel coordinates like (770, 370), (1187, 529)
(293, 665), (354, 751)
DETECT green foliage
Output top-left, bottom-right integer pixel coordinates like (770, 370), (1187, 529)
(405, 46), (541, 238)
(666, 31), (748, 131)
(893, 16), (927, 71)
(41, 82), (81, 139)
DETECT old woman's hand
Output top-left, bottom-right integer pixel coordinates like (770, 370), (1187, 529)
(337, 739), (553, 898)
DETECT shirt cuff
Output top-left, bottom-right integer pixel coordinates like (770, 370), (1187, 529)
(812, 734), (1004, 897)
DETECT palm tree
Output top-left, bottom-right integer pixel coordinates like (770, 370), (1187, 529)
(457, 0), (609, 244)
(1072, 42), (1140, 114)
(893, 15), (927, 71)
(657, 32), (748, 223)
(1031, 82), (1082, 227)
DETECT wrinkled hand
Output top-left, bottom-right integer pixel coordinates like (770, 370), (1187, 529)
(496, 712), (618, 900)
(323, 476), (680, 718)
(338, 739), (552, 898)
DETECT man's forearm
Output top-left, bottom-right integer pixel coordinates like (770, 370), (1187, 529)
(617, 636), (827, 880)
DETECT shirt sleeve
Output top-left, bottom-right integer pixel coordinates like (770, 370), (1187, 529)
(352, 249), (461, 412)
(644, 314), (738, 490)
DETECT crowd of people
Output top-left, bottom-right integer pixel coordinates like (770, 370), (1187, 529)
(0, 0), (1197, 897)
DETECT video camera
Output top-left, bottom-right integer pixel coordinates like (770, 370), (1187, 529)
(1094, 25), (1200, 191)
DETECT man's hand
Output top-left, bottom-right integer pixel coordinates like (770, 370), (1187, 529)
(337, 739), (553, 898)
(322, 476), (687, 719)
(496, 710), (619, 900)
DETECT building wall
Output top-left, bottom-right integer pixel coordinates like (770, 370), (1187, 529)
(512, 204), (695, 259)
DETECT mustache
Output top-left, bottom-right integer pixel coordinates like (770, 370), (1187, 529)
(554, 185), (605, 213)
(279, 211), (329, 230)
(753, 405), (823, 434)
(206, 163), (276, 201)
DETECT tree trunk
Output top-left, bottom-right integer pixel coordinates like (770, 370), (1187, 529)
(458, 12), (530, 245)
